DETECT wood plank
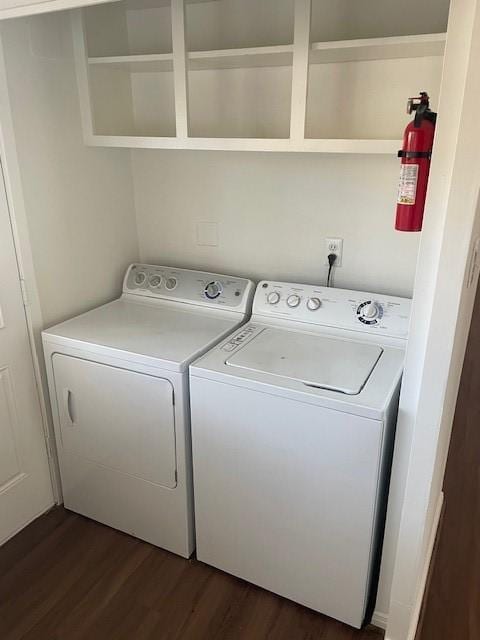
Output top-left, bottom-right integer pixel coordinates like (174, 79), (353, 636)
(0, 506), (67, 579)
(0, 507), (384, 640)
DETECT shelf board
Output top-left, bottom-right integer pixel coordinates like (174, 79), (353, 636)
(88, 45), (294, 73)
(188, 45), (294, 70)
(86, 134), (400, 154)
(88, 53), (173, 72)
(310, 33), (446, 64)
(124, 0), (218, 8)
(87, 33), (445, 73)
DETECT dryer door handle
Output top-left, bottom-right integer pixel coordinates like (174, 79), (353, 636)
(64, 388), (75, 425)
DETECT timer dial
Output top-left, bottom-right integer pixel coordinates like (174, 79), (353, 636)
(357, 300), (383, 324)
(361, 302), (380, 319)
(205, 281), (223, 299)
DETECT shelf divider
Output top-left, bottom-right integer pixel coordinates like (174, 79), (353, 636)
(290, 0), (311, 141)
(72, 10), (95, 141)
(171, 0), (189, 139)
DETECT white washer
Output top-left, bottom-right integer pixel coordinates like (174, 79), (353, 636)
(42, 264), (254, 558)
(190, 280), (411, 627)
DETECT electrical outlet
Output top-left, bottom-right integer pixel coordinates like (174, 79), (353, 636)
(325, 238), (343, 267)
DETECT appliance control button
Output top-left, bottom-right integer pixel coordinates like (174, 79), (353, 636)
(287, 294), (301, 308)
(307, 297), (321, 311)
(267, 291), (280, 305)
(361, 302), (380, 319)
(165, 277), (178, 291)
(149, 274), (162, 288)
(357, 301), (383, 323)
(134, 271), (147, 286)
(205, 281), (223, 299)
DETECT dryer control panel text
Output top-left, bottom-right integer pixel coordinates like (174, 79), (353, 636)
(123, 264), (253, 312)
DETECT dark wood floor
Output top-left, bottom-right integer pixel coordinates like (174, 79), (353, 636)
(416, 290), (480, 640)
(0, 507), (383, 640)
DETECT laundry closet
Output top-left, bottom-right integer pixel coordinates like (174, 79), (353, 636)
(1, 0), (475, 638)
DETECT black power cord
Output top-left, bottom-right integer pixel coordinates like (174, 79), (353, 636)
(327, 253), (337, 287)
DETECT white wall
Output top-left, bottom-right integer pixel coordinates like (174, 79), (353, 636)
(132, 150), (420, 297)
(0, 12), (138, 328)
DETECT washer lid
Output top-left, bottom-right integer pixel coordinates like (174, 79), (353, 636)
(226, 328), (383, 395)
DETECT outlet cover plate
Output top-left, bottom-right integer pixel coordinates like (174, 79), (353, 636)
(325, 237), (343, 267)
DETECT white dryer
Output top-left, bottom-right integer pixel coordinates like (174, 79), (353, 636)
(43, 264), (253, 557)
(190, 280), (411, 627)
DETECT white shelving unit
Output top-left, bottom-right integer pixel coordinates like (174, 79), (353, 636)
(73, 0), (449, 152)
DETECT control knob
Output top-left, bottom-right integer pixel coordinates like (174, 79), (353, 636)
(286, 294), (301, 308)
(361, 302), (380, 319)
(149, 274), (162, 288)
(165, 277), (178, 291)
(134, 271), (146, 286)
(357, 301), (382, 324)
(307, 297), (321, 311)
(267, 291), (280, 305)
(205, 281), (223, 299)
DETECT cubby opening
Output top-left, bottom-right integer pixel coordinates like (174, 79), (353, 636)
(85, 0), (173, 58)
(305, 0), (447, 141)
(89, 65), (176, 137)
(187, 64), (292, 139)
(310, 0), (450, 43)
(185, 0), (295, 52)
(305, 54), (443, 140)
(83, 0), (175, 138)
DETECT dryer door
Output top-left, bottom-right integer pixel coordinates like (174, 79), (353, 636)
(52, 354), (176, 488)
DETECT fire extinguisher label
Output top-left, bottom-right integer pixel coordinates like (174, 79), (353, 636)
(397, 164), (419, 205)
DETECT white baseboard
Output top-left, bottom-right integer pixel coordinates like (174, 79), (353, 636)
(372, 610), (388, 630)
(373, 490), (444, 639)
(407, 490), (445, 640)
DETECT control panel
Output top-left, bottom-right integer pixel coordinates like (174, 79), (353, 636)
(253, 281), (411, 339)
(123, 264), (253, 311)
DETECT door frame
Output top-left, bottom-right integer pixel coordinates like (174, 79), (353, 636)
(385, 0), (480, 638)
(0, 36), (61, 502)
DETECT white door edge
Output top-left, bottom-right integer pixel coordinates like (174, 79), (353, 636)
(0, 32), (61, 502)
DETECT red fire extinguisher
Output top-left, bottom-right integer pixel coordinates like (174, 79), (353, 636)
(395, 92), (437, 232)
